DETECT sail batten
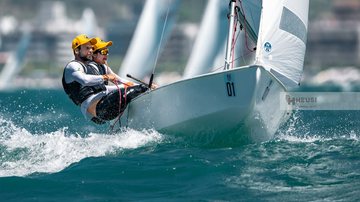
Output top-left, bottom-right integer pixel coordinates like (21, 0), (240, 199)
(279, 7), (307, 44)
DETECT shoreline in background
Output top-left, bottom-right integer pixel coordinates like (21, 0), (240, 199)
(7, 65), (360, 91)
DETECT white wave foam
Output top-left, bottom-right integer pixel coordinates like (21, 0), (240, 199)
(276, 111), (323, 142)
(276, 133), (329, 143)
(348, 130), (359, 141)
(275, 111), (360, 143)
(0, 118), (163, 177)
(307, 67), (360, 90)
(277, 129), (360, 143)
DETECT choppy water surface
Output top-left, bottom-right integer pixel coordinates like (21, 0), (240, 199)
(0, 89), (359, 201)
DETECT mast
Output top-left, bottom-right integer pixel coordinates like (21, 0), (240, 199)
(224, 0), (237, 70)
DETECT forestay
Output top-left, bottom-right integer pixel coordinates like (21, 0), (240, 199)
(255, 0), (309, 88)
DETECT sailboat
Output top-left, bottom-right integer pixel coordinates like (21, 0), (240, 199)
(0, 29), (31, 90)
(119, 0), (179, 80)
(119, 0), (309, 142)
(182, 0), (228, 78)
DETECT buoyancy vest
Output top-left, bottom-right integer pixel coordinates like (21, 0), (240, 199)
(88, 62), (108, 85)
(62, 60), (106, 106)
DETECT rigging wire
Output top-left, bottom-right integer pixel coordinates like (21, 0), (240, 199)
(210, 50), (254, 74)
(109, 80), (126, 133)
(150, 0), (172, 81)
(211, 0), (259, 73)
(230, 6), (239, 69)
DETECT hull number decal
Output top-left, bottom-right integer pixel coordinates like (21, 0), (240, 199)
(225, 73), (236, 97)
(226, 82), (236, 96)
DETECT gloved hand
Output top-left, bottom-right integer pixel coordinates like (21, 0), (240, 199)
(102, 74), (118, 83)
(125, 81), (135, 87)
(121, 81), (134, 89)
(150, 83), (158, 90)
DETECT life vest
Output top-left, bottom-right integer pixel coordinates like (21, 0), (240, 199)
(88, 62), (108, 85)
(62, 60), (106, 106)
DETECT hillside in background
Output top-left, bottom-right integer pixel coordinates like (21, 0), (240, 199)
(1, 0), (359, 89)
(0, 0), (332, 24)
(0, 0), (208, 24)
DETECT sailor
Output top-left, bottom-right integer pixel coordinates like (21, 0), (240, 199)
(62, 34), (147, 124)
(89, 37), (135, 88)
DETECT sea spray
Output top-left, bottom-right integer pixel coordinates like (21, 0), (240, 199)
(0, 118), (163, 177)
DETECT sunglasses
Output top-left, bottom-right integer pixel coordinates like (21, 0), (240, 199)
(96, 49), (109, 55)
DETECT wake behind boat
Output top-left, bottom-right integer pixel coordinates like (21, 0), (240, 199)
(119, 0), (309, 142)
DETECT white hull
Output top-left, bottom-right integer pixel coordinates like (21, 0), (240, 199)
(120, 66), (290, 142)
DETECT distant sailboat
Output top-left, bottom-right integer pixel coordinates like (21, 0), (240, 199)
(120, 0), (309, 142)
(0, 29), (31, 90)
(182, 0), (228, 78)
(118, 0), (179, 81)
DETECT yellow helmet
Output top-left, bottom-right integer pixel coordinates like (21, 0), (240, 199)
(93, 37), (113, 51)
(71, 34), (97, 50)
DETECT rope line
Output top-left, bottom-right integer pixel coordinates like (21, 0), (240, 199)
(151, 0), (171, 75)
(109, 80), (127, 132)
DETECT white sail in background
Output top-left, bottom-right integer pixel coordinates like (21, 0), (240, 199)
(255, 0), (309, 88)
(182, 0), (228, 78)
(80, 8), (97, 37)
(0, 30), (31, 90)
(119, 0), (179, 81)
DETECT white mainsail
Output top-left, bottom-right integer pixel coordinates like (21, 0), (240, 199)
(255, 0), (309, 88)
(237, 0), (262, 43)
(118, 0), (179, 81)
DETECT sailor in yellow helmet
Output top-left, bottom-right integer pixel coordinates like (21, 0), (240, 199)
(90, 37), (134, 87)
(62, 34), (147, 124)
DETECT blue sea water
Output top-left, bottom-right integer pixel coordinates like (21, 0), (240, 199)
(0, 88), (359, 201)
